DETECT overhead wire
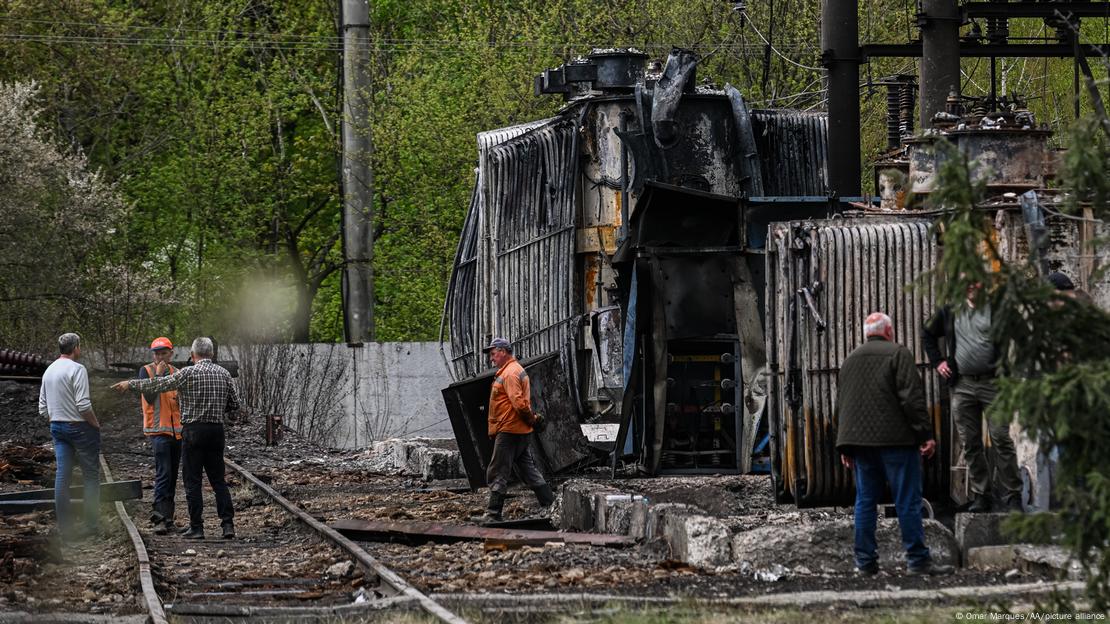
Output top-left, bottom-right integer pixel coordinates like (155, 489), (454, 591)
(745, 13), (822, 72)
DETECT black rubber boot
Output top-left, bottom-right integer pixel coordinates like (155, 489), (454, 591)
(480, 491), (505, 524)
(532, 483), (555, 508)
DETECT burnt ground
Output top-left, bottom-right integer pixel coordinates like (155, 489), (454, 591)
(0, 374), (1070, 622)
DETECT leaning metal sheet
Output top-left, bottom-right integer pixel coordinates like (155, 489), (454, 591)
(766, 218), (949, 508)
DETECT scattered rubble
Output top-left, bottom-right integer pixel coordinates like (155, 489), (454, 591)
(226, 424), (465, 482)
(0, 442), (53, 485)
(0, 381), (49, 445)
(0, 510), (142, 617)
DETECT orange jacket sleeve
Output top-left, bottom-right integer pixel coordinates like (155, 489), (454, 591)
(502, 368), (533, 422)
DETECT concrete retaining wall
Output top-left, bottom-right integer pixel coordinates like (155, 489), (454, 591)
(109, 342), (454, 448)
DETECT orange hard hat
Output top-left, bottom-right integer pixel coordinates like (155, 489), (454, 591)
(150, 337), (173, 351)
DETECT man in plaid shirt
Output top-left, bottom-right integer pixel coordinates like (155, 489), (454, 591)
(113, 337), (239, 539)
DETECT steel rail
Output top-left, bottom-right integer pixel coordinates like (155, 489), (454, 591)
(99, 455), (169, 624)
(223, 458), (468, 624)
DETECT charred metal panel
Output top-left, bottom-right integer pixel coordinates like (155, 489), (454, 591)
(442, 353), (592, 490)
(591, 307), (624, 391)
(726, 85), (765, 197)
(654, 256), (737, 340)
(651, 50), (698, 148)
(659, 96), (745, 196)
(750, 110), (830, 196)
(617, 95), (746, 196)
(624, 181), (741, 250)
(766, 219), (949, 507)
(526, 353), (593, 474)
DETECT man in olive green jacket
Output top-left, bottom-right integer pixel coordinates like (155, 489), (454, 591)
(836, 312), (951, 576)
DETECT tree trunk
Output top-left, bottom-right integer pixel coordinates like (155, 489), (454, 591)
(291, 282), (314, 343)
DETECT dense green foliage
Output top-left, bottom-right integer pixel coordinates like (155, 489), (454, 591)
(928, 121), (1110, 607)
(1, 1), (1108, 349)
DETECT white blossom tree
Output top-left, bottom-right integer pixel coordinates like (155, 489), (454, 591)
(0, 82), (157, 357)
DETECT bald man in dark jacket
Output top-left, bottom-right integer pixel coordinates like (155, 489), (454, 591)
(836, 312), (951, 576)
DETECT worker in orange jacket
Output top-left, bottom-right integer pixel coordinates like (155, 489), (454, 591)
(139, 337), (182, 535)
(480, 338), (555, 524)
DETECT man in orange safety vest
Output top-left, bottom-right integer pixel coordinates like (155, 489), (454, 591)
(479, 338), (554, 524)
(139, 337), (182, 535)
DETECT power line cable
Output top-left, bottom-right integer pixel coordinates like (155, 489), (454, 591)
(745, 15), (822, 72)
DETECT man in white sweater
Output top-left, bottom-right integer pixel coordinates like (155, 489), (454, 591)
(39, 333), (101, 539)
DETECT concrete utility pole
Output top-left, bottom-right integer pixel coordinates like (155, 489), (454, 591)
(821, 0), (862, 196)
(919, 0), (961, 129)
(341, 0), (374, 343)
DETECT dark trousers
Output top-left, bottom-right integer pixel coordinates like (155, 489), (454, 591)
(485, 432), (547, 494)
(150, 435), (181, 524)
(182, 423), (234, 530)
(852, 446), (930, 571)
(50, 421), (101, 531)
(952, 378), (1022, 503)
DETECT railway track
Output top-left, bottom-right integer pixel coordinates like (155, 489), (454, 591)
(101, 452), (466, 623)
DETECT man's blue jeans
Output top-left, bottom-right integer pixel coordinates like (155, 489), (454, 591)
(150, 435), (181, 524)
(852, 446), (930, 570)
(50, 421), (101, 532)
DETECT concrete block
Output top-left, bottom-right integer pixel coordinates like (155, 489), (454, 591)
(731, 518), (957, 575)
(968, 544), (1086, 580)
(557, 481), (615, 531)
(635, 503), (702, 541)
(966, 544), (1019, 570)
(1014, 545), (1087, 581)
(665, 513), (732, 568)
(954, 512), (1014, 558)
(418, 447), (462, 481)
(593, 493), (648, 535)
(629, 499), (650, 540)
(390, 439), (420, 474)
